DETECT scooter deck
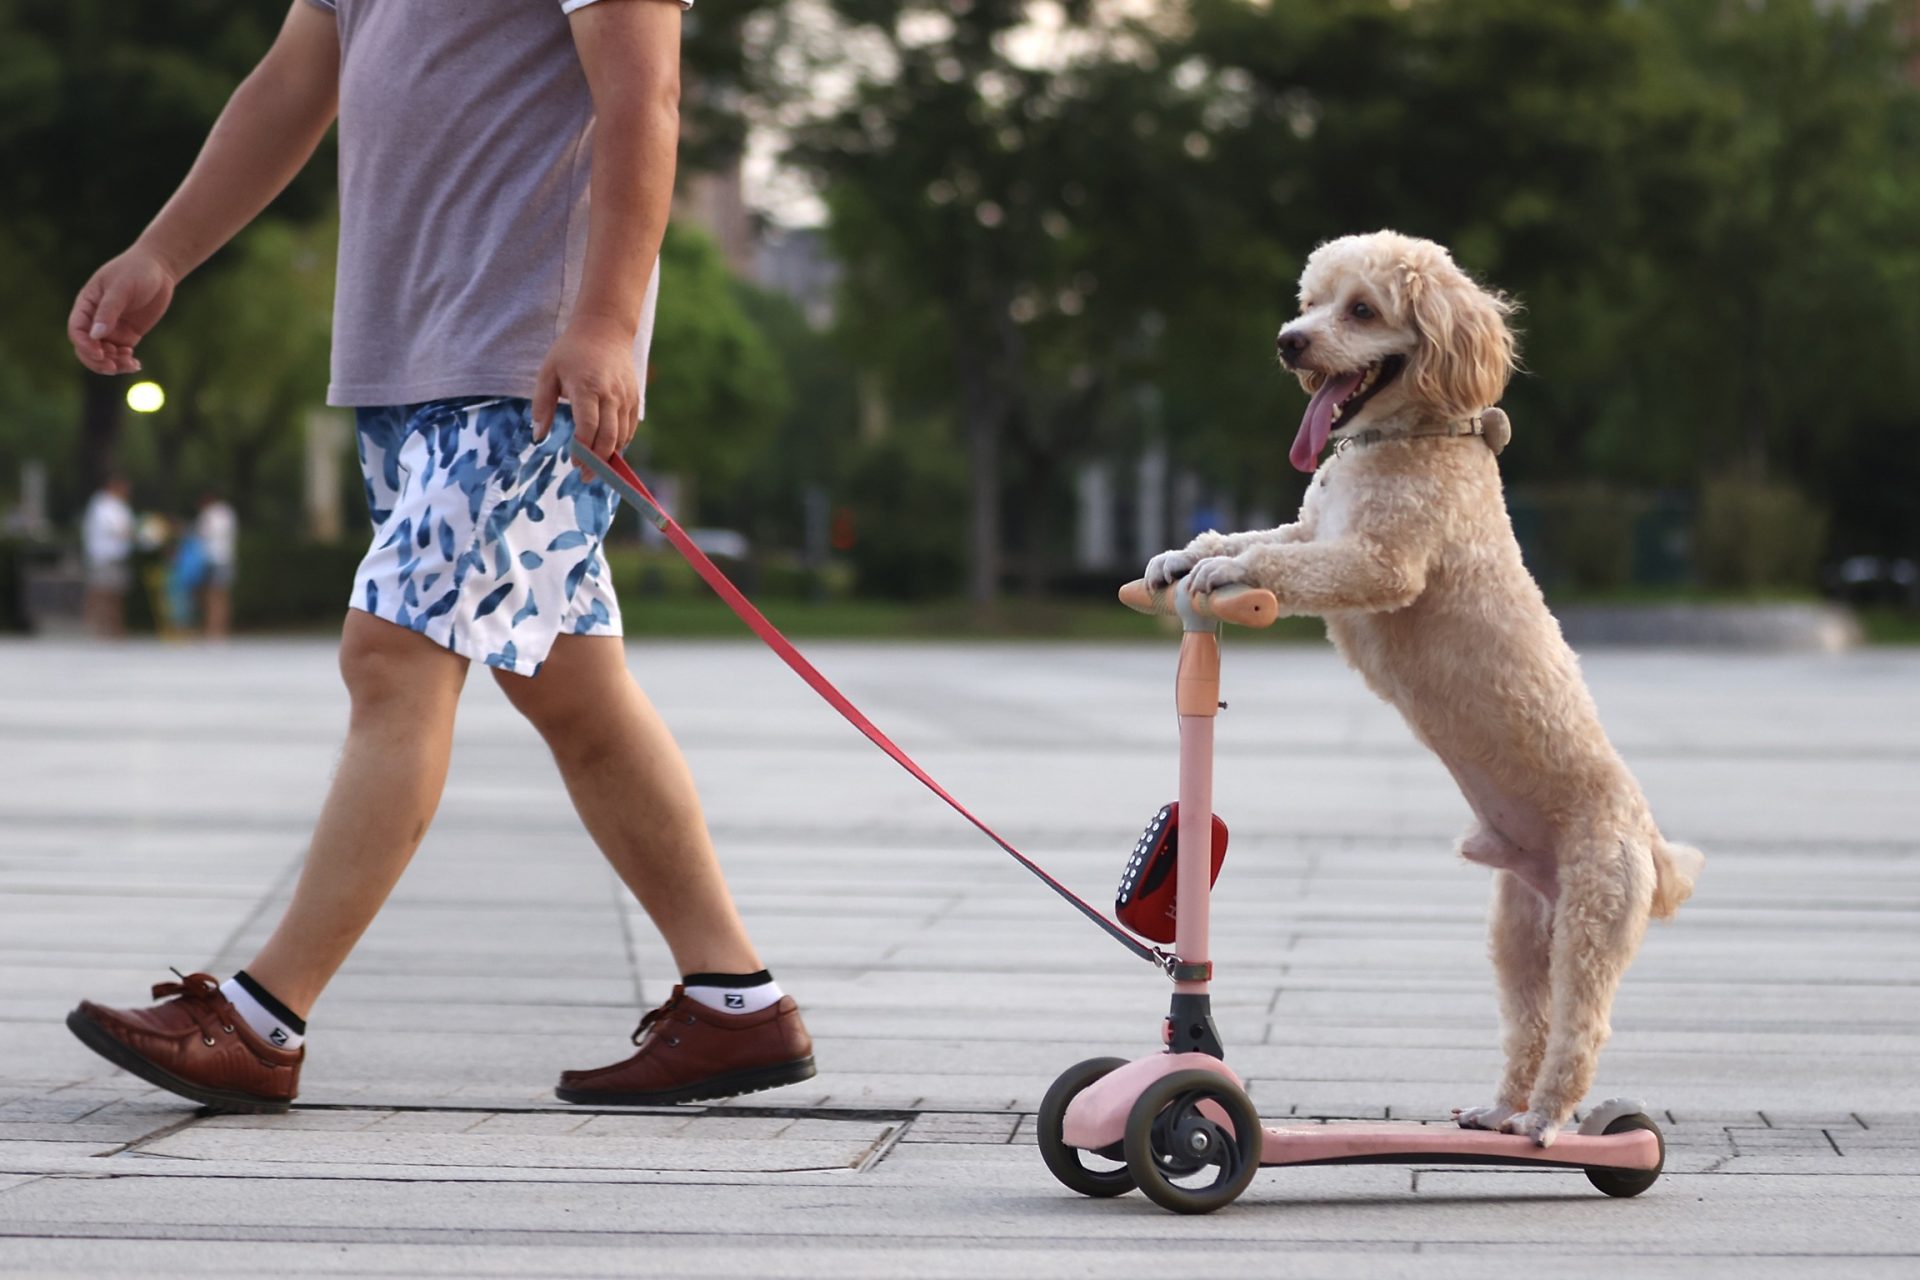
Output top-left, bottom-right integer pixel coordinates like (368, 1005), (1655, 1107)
(1257, 1122), (1660, 1171)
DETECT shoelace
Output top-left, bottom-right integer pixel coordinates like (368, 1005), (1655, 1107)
(629, 988), (700, 1049)
(153, 968), (237, 1047)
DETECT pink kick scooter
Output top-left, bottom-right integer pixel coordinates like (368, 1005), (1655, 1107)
(1036, 576), (1667, 1214)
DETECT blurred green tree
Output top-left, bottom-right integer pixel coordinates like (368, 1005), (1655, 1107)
(644, 224), (792, 503)
(719, 278), (861, 553)
(779, 0), (1920, 594)
(0, 0), (333, 497)
(785, 1), (1231, 604)
(1171, 0), (1920, 564)
(129, 217), (336, 534)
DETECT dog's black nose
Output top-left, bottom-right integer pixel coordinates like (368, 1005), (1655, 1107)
(1277, 330), (1310, 366)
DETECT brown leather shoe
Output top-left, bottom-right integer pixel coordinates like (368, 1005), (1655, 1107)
(66, 971), (302, 1114)
(556, 986), (816, 1106)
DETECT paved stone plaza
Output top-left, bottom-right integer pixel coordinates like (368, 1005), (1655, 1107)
(1, 633), (1916, 1276)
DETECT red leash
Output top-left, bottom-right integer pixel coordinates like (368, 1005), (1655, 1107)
(574, 443), (1165, 971)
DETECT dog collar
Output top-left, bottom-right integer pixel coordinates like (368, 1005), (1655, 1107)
(1334, 409), (1509, 456)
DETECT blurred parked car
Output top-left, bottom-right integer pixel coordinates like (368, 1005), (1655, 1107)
(1824, 556), (1919, 609)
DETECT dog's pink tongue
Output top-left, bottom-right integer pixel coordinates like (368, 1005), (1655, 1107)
(1290, 372), (1365, 473)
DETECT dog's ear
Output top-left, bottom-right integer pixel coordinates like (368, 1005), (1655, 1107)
(1405, 262), (1516, 422)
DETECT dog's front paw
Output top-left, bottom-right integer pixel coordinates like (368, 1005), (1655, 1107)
(1499, 1110), (1562, 1148)
(1186, 555), (1250, 596)
(1143, 548), (1197, 591)
(1452, 1103), (1519, 1131)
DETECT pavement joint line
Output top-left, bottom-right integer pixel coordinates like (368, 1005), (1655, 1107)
(12, 805), (1920, 855)
(27, 1099), (1865, 1132)
(605, 868), (649, 1013)
(58, 1097), (119, 1126)
(8, 1158), (1904, 1185)
(292, 1101), (927, 1123)
(104, 1153), (879, 1176)
(851, 1120), (911, 1173)
(15, 1221), (1920, 1254)
(89, 1111), (207, 1161)
(207, 848), (304, 970)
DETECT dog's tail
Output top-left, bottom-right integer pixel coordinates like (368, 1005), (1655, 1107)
(1649, 837), (1704, 920)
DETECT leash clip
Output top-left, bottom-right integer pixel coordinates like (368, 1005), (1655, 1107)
(1158, 952), (1213, 983)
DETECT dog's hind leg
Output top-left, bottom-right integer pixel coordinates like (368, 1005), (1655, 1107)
(1502, 834), (1654, 1147)
(1454, 867), (1552, 1132)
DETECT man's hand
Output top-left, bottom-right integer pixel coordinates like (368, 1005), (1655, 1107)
(68, 247), (179, 376)
(533, 316), (640, 468)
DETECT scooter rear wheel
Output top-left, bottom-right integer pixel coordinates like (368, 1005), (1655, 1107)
(1038, 1057), (1136, 1197)
(1124, 1069), (1262, 1214)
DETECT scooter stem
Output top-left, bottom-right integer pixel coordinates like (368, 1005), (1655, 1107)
(1175, 705), (1216, 991)
(1171, 580), (1225, 1055)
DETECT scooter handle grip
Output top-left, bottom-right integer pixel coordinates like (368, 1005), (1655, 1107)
(1118, 579), (1280, 629)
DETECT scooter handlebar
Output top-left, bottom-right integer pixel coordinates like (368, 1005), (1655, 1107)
(1118, 578), (1280, 629)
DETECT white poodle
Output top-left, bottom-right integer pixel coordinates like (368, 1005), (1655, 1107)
(1147, 230), (1703, 1146)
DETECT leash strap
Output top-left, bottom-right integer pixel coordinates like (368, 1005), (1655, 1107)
(572, 443), (1165, 970)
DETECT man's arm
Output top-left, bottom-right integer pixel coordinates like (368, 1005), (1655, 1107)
(68, 0), (340, 375)
(535, 0), (684, 464)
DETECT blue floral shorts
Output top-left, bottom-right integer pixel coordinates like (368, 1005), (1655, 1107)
(351, 397), (622, 677)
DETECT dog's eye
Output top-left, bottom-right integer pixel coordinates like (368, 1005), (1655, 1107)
(1350, 301), (1375, 320)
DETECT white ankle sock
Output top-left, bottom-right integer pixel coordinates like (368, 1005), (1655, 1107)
(682, 970), (784, 1015)
(219, 975), (306, 1051)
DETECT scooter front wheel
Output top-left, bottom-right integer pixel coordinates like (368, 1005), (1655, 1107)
(1124, 1069), (1262, 1214)
(1583, 1112), (1665, 1198)
(1038, 1057), (1136, 1197)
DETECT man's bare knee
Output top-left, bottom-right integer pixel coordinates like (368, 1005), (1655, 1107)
(494, 637), (644, 755)
(494, 666), (595, 741)
(339, 615), (464, 714)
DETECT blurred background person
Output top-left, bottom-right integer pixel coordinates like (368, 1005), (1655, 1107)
(165, 512), (210, 636)
(81, 475), (133, 638)
(197, 491), (237, 638)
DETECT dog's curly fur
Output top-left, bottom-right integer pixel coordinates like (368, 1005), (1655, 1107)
(1150, 230), (1703, 1146)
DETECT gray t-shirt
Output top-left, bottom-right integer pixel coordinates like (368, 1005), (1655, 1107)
(304, 0), (681, 408)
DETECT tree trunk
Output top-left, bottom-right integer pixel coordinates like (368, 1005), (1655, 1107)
(1018, 441), (1051, 599)
(1020, 508), (1049, 597)
(954, 322), (1005, 609)
(963, 375), (1001, 608)
(80, 373), (122, 494)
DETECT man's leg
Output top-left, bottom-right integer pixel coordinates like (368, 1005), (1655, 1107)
(496, 633), (814, 1105)
(491, 633), (758, 976)
(106, 571), (128, 636)
(244, 611), (470, 1015)
(84, 579), (125, 637)
(204, 580), (232, 639)
(67, 610), (470, 1110)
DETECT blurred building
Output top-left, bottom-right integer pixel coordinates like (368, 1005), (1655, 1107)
(676, 157), (840, 330)
(674, 165), (755, 275)
(753, 226), (839, 331)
